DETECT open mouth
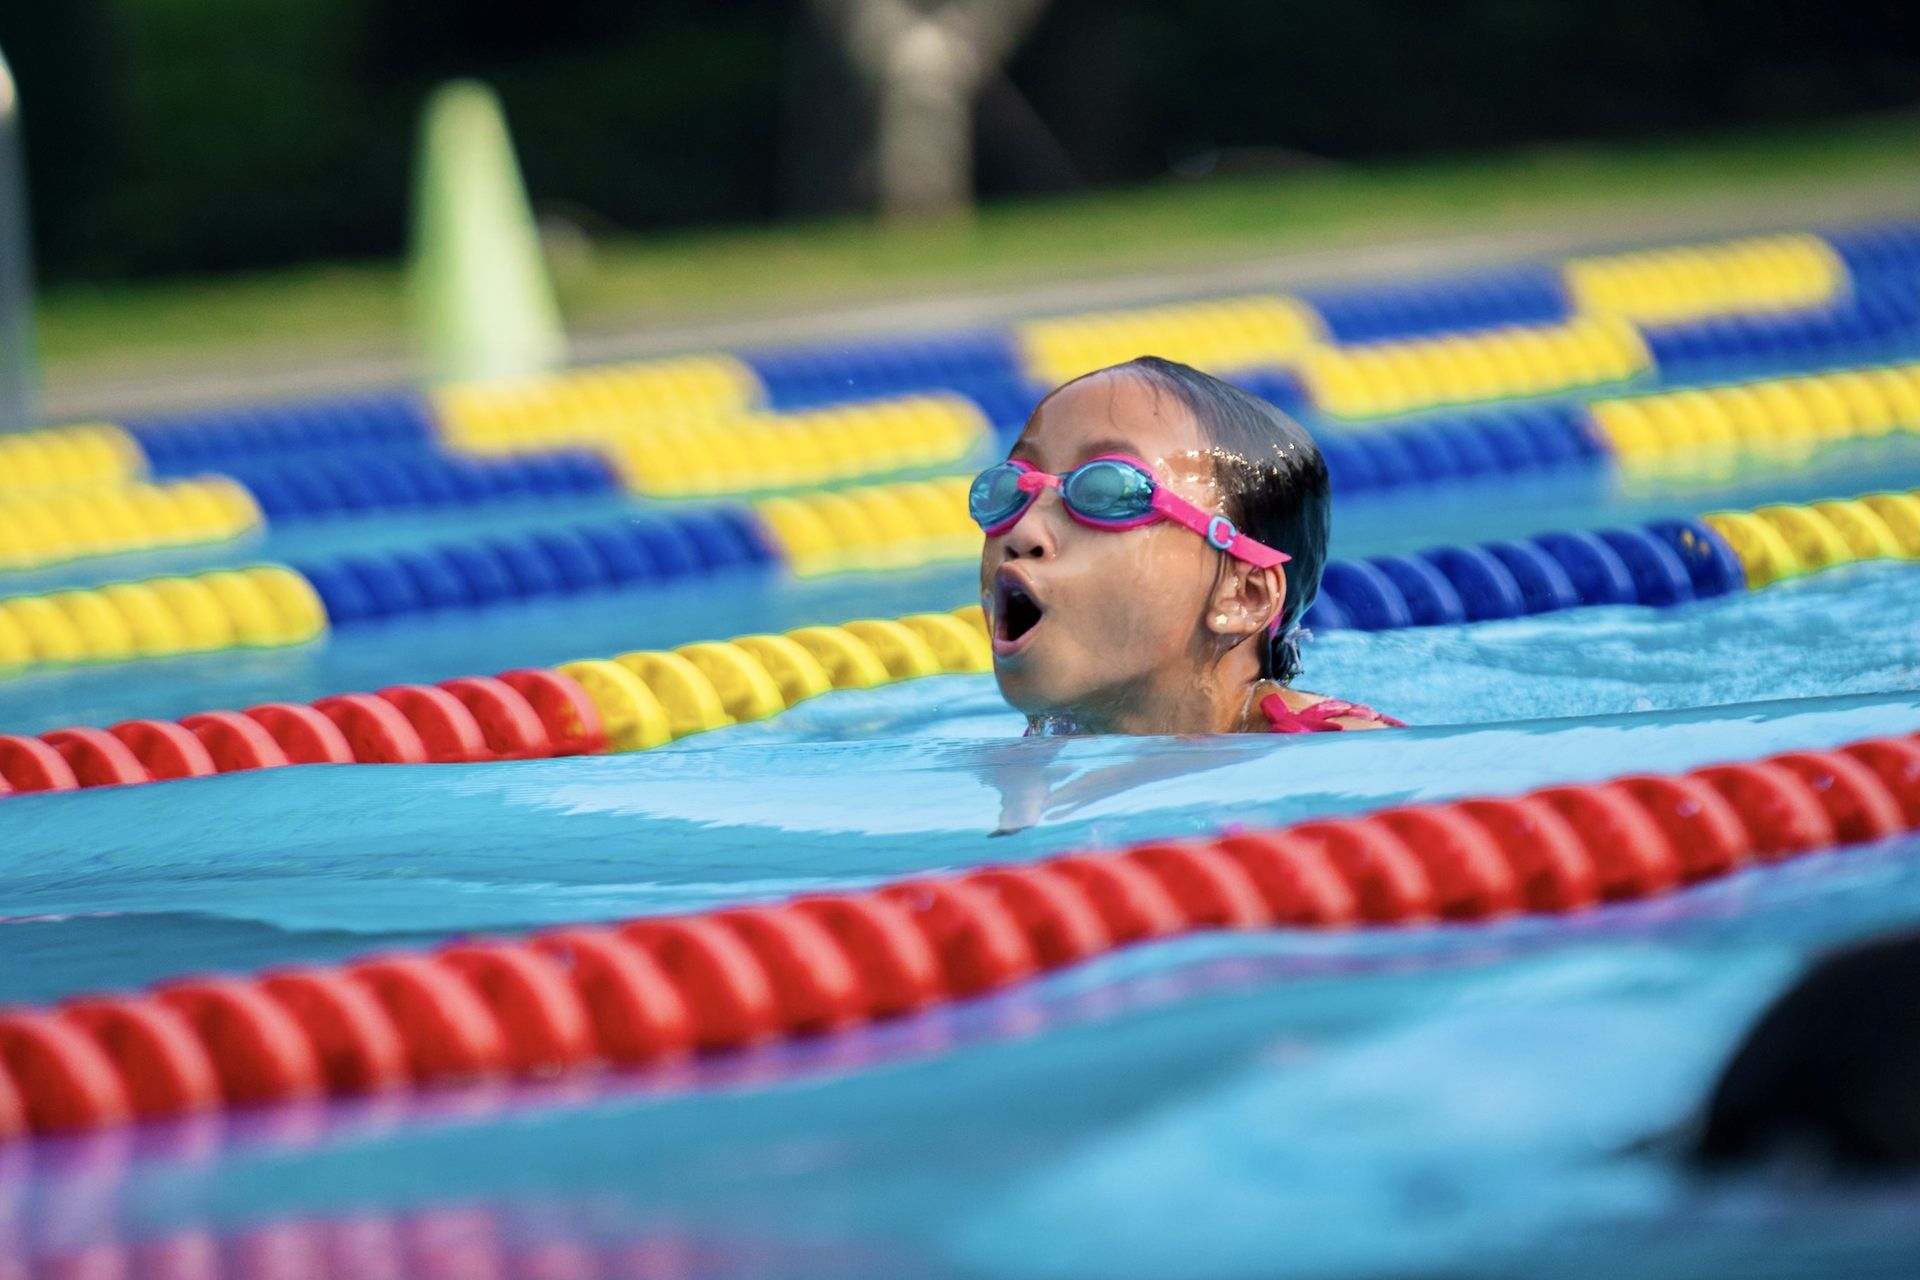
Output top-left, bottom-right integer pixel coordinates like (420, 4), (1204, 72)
(992, 570), (1046, 656)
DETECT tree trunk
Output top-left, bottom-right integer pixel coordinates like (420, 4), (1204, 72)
(812, 0), (1051, 222)
(872, 25), (977, 219)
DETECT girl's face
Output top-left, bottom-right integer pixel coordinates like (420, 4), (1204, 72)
(981, 371), (1233, 723)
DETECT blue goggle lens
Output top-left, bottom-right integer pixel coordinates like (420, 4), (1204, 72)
(969, 463), (1030, 528)
(1061, 459), (1156, 522)
(969, 458), (1159, 530)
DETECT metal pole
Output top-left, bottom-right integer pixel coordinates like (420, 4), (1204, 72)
(0, 45), (38, 433)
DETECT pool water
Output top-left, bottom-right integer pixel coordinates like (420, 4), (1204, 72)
(2, 402), (1918, 1278)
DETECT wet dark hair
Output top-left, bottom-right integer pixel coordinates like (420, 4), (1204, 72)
(1109, 355), (1330, 684)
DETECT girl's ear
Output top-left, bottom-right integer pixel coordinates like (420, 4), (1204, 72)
(1205, 565), (1286, 638)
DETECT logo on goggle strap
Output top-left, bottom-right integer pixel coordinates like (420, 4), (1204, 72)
(1206, 515), (1237, 551)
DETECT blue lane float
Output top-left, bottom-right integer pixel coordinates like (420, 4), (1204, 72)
(127, 392), (437, 473)
(289, 509), (777, 625)
(1303, 517), (1745, 631)
(1294, 264), (1572, 344)
(221, 450), (621, 520)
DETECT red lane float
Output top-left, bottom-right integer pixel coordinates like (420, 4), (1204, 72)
(39, 728), (148, 788)
(0, 664), (606, 794)
(246, 702), (356, 765)
(497, 669), (606, 757)
(0, 728), (1916, 1140)
(57, 996), (221, 1118)
(180, 711), (291, 771)
(438, 676), (549, 759)
(0, 735), (77, 792)
(312, 694), (429, 765)
(107, 719), (218, 780)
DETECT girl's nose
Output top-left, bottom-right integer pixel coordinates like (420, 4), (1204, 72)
(998, 499), (1058, 560)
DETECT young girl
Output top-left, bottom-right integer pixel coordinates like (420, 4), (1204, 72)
(973, 355), (1402, 736)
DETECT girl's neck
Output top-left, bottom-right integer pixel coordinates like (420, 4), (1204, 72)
(1065, 659), (1270, 736)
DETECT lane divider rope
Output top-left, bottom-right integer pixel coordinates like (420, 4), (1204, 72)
(0, 227), (1892, 506)
(5, 480), (1913, 691)
(11, 272), (1920, 533)
(595, 395), (989, 498)
(0, 607), (990, 793)
(1295, 315), (1654, 420)
(0, 567), (325, 674)
(0, 424), (147, 495)
(430, 354), (765, 454)
(0, 480), (1909, 784)
(1561, 233), (1846, 325)
(1589, 361), (1920, 466)
(0, 726), (1912, 1139)
(0, 477), (261, 572)
(1017, 296), (1326, 390)
(13, 355), (1918, 549)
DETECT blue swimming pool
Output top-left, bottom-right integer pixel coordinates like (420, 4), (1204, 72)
(0, 470), (1915, 1276)
(5, 227), (1920, 1277)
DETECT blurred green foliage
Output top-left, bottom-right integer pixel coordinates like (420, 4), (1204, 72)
(2, 0), (1917, 284)
(2, 0), (785, 281)
(39, 113), (1920, 374)
(1015, 0), (1920, 180)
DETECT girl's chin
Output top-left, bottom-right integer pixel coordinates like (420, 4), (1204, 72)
(992, 663), (1060, 717)
(994, 659), (1101, 721)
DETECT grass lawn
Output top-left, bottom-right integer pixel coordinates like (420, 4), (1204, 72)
(35, 110), (1920, 381)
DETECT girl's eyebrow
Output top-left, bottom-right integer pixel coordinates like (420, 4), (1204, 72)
(1009, 436), (1137, 466)
(1006, 437), (1150, 476)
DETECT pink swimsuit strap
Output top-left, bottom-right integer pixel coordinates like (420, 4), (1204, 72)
(1259, 693), (1406, 735)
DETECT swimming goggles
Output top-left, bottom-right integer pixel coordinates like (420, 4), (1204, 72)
(968, 453), (1290, 569)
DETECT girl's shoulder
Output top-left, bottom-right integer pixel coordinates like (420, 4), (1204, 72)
(1256, 687), (1405, 734)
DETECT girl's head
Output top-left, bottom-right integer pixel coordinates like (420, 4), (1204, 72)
(977, 356), (1329, 732)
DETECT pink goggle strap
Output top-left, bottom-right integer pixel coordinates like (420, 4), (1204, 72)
(1143, 488), (1290, 569)
(1078, 453), (1289, 568)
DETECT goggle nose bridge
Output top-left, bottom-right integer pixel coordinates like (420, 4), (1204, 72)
(990, 460), (1134, 528)
(1014, 470), (1059, 496)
